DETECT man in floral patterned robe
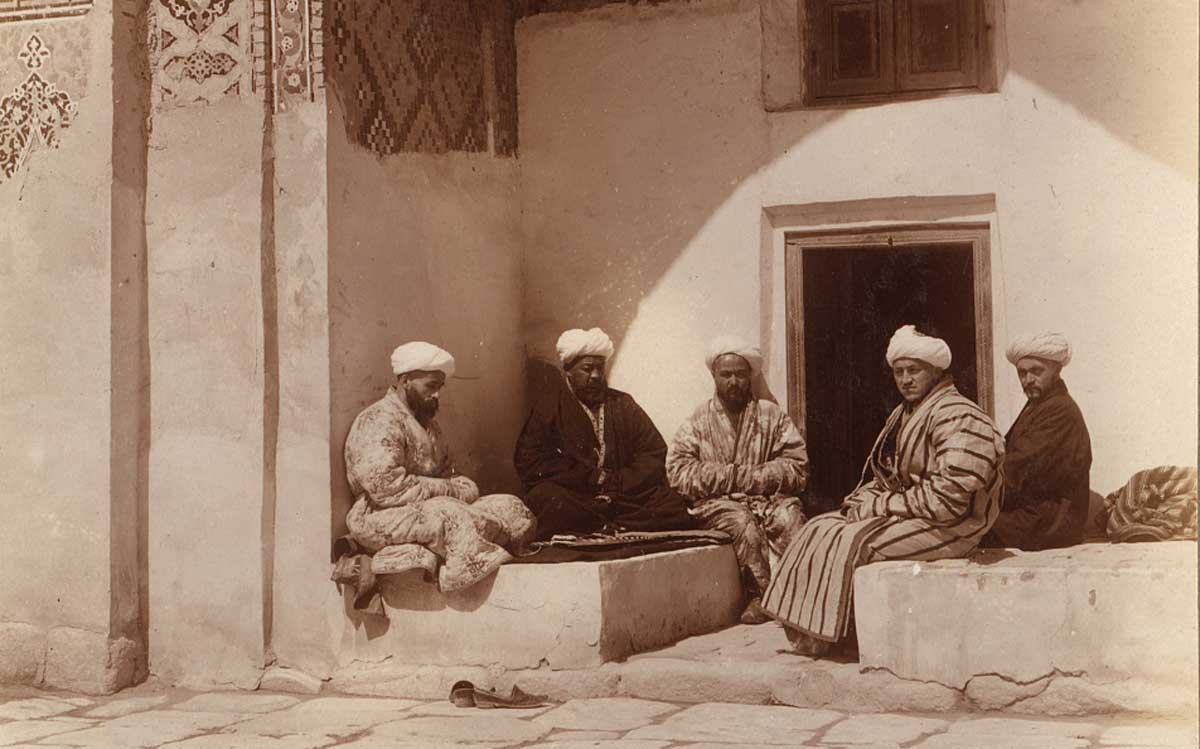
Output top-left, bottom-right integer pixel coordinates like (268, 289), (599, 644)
(343, 341), (535, 592)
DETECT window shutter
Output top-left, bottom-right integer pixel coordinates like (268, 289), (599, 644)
(808, 0), (896, 99)
(896, 0), (979, 91)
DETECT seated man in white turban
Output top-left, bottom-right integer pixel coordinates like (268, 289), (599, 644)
(762, 325), (1004, 656)
(343, 341), (536, 592)
(514, 328), (694, 539)
(982, 332), (1092, 550)
(667, 336), (809, 623)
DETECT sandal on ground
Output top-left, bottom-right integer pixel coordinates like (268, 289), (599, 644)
(448, 680), (553, 709)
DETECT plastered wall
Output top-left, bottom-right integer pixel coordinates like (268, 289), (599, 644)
(516, 0), (1199, 494)
(0, 0), (142, 693)
(327, 103), (527, 536)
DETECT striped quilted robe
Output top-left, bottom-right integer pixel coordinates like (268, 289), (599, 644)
(761, 379), (1005, 642)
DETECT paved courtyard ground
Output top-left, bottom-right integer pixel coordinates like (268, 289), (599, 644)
(1, 683), (1196, 748)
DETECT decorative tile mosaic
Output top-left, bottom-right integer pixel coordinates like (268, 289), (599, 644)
(0, 31), (77, 180)
(150, 0), (251, 106)
(0, 0), (90, 23)
(490, 0), (517, 156)
(329, 0), (489, 155)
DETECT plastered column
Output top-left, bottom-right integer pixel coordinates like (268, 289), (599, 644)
(144, 0), (269, 682)
(270, 93), (342, 678)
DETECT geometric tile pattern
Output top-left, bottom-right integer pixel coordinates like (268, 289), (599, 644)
(151, 0), (252, 106)
(491, 0), (517, 156)
(0, 32), (77, 181)
(0, 0), (90, 23)
(328, 0), (489, 155)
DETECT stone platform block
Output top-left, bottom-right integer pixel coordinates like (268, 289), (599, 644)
(854, 541), (1199, 693)
(338, 546), (741, 670)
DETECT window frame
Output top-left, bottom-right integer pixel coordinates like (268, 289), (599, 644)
(799, 0), (1002, 109)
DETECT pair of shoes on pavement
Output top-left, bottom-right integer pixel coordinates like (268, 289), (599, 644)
(449, 680), (553, 709)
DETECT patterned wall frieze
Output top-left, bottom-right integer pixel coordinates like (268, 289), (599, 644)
(1, 31), (77, 181)
(150, 0), (251, 106)
(329, 0), (491, 156)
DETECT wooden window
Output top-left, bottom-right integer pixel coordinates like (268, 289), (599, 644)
(803, 0), (996, 106)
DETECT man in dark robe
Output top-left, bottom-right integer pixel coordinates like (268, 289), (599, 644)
(514, 327), (694, 539)
(983, 332), (1093, 550)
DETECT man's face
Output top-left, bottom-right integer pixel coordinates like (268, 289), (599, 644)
(400, 370), (446, 420)
(565, 355), (607, 407)
(1015, 357), (1061, 401)
(892, 358), (941, 404)
(712, 353), (752, 411)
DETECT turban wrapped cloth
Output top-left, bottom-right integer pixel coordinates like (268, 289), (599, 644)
(885, 325), (952, 370)
(556, 328), (614, 366)
(1006, 332), (1072, 367)
(705, 335), (763, 375)
(391, 341), (456, 377)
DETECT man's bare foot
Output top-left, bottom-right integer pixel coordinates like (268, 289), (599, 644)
(739, 598), (772, 625)
(784, 626), (834, 657)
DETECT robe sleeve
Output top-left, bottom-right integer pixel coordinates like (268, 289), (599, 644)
(344, 408), (455, 508)
(734, 410), (810, 496)
(611, 397), (671, 498)
(1003, 397), (1090, 507)
(513, 407), (595, 491)
(666, 413), (738, 500)
(862, 408), (1003, 524)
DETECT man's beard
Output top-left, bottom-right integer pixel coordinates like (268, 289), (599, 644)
(718, 383), (752, 411)
(404, 388), (439, 420)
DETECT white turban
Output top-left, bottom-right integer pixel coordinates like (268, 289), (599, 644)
(1006, 332), (1071, 367)
(390, 341), (456, 377)
(705, 335), (763, 375)
(885, 325), (952, 370)
(556, 328), (614, 366)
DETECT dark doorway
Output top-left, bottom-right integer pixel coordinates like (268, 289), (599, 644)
(798, 242), (979, 511)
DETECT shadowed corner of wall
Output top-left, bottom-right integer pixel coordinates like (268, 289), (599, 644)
(526, 355), (568, 405)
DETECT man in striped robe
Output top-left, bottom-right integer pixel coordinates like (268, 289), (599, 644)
(667, 336), (809, 623)
(762, 325), (1004, 655)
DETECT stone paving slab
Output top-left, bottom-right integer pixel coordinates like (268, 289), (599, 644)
(369, 714), (552, 744)
(46, 710), (247, 747)
(1097, 723), (1200, 746)
(226, 704), (399, 739)
(0, 698), (79, 721)
(534, 697), (679, 731)
(625, 702), (842, 744)
(171, 693), (300, 713)
(0, 718), (97, 745)
(160, 734), (333, 748)
(525, 742), (669, 749)
(817, 713), (948, 745)
(81, 695), (169, 718)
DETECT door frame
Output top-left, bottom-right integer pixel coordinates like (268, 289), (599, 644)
(783, 222), (994, 430)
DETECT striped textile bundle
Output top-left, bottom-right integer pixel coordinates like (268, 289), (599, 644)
(1103, 465), (1198, 542)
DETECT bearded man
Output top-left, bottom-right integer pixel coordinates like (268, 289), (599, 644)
(667, 336), (809, 623)
(514, 328), (693, 539)
(982, 332), (1092, 550)
(343, 341), (535, 592)
(762, 325), (1004, 656)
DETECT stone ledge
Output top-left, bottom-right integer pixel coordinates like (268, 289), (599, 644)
(854, 541), (1199, 693)
(336, 545), (742, 670)
(0, 623), (141, 695)
(327, 625), (1198, 718)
